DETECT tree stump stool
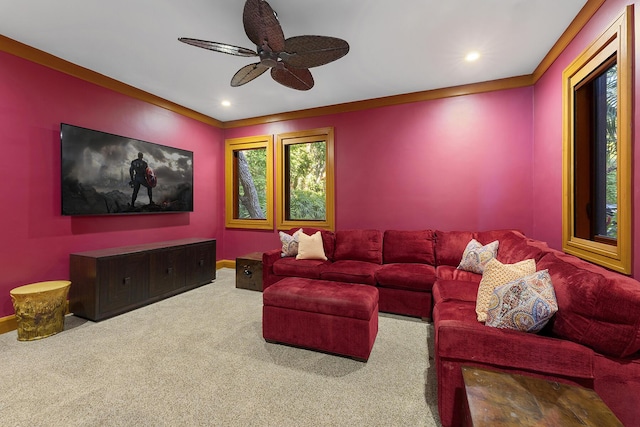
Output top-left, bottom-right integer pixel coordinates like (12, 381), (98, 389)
(10, 280), (71, 341)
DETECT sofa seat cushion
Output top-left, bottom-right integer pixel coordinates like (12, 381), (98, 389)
(320, 260), (381, 286)
(433, 299), (477, 325)
(333, 229), (383, 263)
(375, 263), (436, 291)
(432, 280), (479, 305)
(382, 229), (436, 264)
(434, 301), (594, 379)
(263, 277), (378, 320)
(272, 257), (331, 279)
(436, 265), (481, 283)
(538, 252), (640, 358)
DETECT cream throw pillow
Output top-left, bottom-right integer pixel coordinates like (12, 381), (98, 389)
(476, 258), (536, 322)
(296, 231), (327, 260)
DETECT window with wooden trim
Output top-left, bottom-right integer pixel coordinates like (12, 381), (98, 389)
(562, 7), (632, 274)
(276, 128), (335, 230)
(225, 135), (273, 229)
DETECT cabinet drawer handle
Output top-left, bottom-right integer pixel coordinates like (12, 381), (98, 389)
(167, 267), (173, 274)
(123, 277), (131, 286)
(199, 259), (205, 267)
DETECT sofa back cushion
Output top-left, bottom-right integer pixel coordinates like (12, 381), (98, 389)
(383, 230), (436, 264)
(435, 265), (482, 283)
(538, 252), (640, 358)
(481, 230), (547, 264)
(435, 231), (475, 267)
(435, 229), (538, 267)
(334, 229), (383, 264)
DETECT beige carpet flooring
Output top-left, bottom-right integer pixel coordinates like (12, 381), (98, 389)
(0, 268), (442, 426)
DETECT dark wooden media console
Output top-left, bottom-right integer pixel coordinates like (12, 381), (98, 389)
(69, 238), (216, 321)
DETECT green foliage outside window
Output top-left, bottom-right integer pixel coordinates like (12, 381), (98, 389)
(237, 148), (267, 219)
(605, 64), (617, 238)
(287, 141), (326, 221)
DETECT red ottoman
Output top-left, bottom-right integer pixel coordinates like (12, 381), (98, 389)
(263, 277), (379, 361)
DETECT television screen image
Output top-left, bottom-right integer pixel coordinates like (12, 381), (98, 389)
(61, 123), (194, 216)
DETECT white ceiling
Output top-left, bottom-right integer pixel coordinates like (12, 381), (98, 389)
(1, 0), (588, 122)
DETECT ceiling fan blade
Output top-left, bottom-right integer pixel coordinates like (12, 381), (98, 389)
(243, 0), (285, 52)
(271, 65), (314, 91)
(231, 63), (269, 87)
(280, 36), (350, 68)
(178, 38), (257, 57)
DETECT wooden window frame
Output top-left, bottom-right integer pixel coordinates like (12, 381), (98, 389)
(562, 6), (632, 274)
(276, 127), (335, 231)
(225, 135), (274, 230)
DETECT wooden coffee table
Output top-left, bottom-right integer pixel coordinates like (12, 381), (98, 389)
(461, 366), (623, 427)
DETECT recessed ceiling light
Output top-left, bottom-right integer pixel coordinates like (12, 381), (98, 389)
(465, 51), (480, 62)
(221, 100), (231, 107)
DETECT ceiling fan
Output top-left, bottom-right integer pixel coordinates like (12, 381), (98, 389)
(178, 0), (349, 91)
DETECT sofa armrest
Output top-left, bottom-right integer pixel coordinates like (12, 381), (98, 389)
(435, 320), (596, 427)
(262, 249), (282, 289)
(437, 320), (594, 379)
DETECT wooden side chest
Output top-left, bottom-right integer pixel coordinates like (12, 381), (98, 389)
(236, 252), (263, 292)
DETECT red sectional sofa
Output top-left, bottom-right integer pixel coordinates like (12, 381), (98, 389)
(263, 228), (437, 319)
(262, 228), (640, 426)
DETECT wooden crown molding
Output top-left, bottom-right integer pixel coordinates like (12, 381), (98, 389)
(1, 0), (604, 129)
(0, 35), (223, 128)
(532, 0), (607, 82)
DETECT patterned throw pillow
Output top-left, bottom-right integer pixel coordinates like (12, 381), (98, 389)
(279, 229), (303, 257)
(476, 258), (536, 322)
(457, 239), (499, 274)
(486, 269), (558, 333)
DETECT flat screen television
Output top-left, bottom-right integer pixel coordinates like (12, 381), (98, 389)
(61, 123), (194, 216)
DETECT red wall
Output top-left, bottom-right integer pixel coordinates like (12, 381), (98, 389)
(6, 0), (636, 320)
(533, 0), (640, 275)
(0, 51), (224, 317)
(223, 87), (535, 259)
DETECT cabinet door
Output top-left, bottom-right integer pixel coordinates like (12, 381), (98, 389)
(99, 253), (148, 317)
(149, 247), (186, 297)
(185, 241), (216, 287)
